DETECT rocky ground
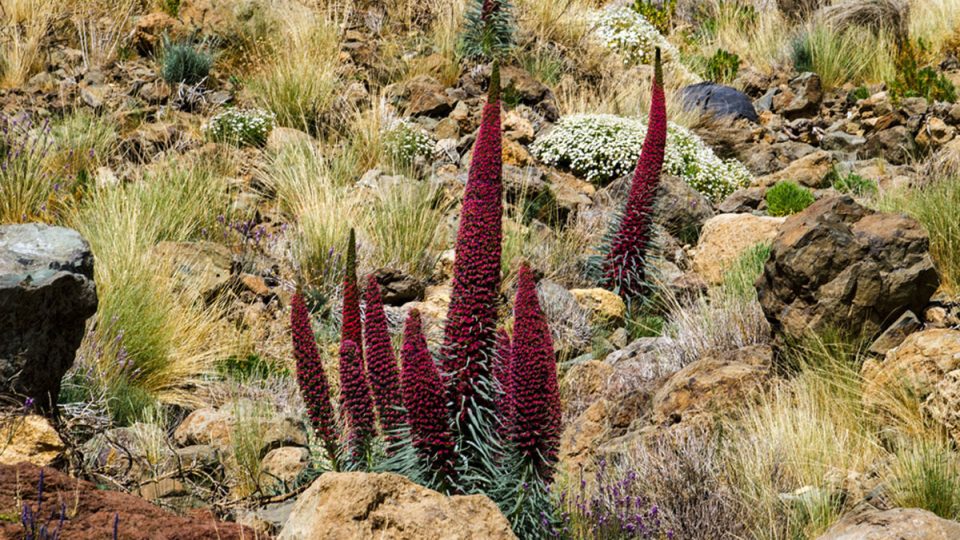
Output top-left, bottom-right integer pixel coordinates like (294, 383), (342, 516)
(3, 0), (960, 538)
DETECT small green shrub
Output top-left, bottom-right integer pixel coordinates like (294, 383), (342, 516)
(766, 181), (815, 216)
(204, 108), (275, 147)
(704, 48), (740, 83)
(160, 35), (214, 85)
(889, 39), (957, 103)
(851, 85), (870, 101)
(158, 0), (180, 16)
(831, 171), (877, 196)
(631, 0), (676, 35)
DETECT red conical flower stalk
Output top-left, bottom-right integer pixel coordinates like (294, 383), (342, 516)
(363, 274), (404, 438)
(339, 339), (376, 461)
(401, 310), (456, 486)
(602, 48), (666, 300)
(507, 264), (561, 478)
(341, 229), (363, 361)
(290, 291), (339, 465)
(442, 64), (503, 422)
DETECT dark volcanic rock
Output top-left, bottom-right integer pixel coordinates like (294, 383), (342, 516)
(680, 82), (759, 122)
(0, 224), (98, 412)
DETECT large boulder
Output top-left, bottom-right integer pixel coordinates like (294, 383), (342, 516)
(0, 224), (97, 411)
(815, 507), (960, 540)
(757, 196), (939, 342)
(680, 82), (759, 122)
(691, 213), (785, 284)
(0, 415), (64, 466)
(277, 472), (516, 540)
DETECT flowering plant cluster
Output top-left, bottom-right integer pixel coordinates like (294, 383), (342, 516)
(383, 119), (435, 167)
(532, 113), (752, 201)
(591, 6), (679, 66)
(203, 108), (275, 147)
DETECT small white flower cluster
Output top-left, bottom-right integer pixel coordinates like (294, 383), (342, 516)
(204, 108), (275, 147)
(591, 6), (680, 66)
(531, 114), (752, 202)
(383, 119), (435, 166)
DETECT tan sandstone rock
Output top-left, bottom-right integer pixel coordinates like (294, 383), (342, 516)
(277, 472), (516, 540)
(816, 507), (960, 540)
(0, 415), (64, 466)
(569, 288), (626, 324)
(692, 213), (785, 284)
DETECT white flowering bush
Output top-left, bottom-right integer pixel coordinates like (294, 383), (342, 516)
(204, 108), (275, 147)
(592, 6), (680, 66)
(531, 114), (752, 201)
(383, 120), (435, 167)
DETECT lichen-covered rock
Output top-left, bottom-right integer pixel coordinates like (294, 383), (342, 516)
(0, 224), (98, 411)
(925, 370), (960, 444)
(757, 196), (939, 343)
(0, 415), (63, 466)
(691, 213), (785, 284)
(815, 507), (960, 540)
(278, 472), (516, 540)
(862, 328), (960, 409)
(570, 288), (627, 324)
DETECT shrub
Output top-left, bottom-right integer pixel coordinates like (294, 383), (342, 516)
(383, 120), (434, 168)
(600, 50), (666, 300)
(203, 108), (275, 147)
(592, 6), (679, 66)
(160, 35), (213, 85)
(831, 170), (877, 196)
(532, 114), (752, 201)
(851, 85), (870, 101)
(888, 40), (957, 102)
(704, 48), (740, 83)
(631, 0), (675, 35)
(459, 0), (516, 60)
(765, 181), (815, 216)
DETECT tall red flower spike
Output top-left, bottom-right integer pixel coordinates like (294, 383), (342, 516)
(401, 310), (456, 485)
(602, 48), (666, 300)
(341, 229), (364, 362)
(339, 339), (376, 460)
(442, 63), (503, 421)
(507, 263), (561, 478)
(290, 291), (339, 463)
(363, 274), (403, 438)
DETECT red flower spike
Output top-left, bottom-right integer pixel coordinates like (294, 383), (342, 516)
(401, 310), (457, 484)
(363, 274), (404, 438)
(507, 264), (561, 477)
(602, 48), (666, 299)
(290, 291), (339, 459)
(493, 328), (513, 432)
(339, 339), (376, 460)
(441, 63), (503, 421)
(341, 229), (363, 362)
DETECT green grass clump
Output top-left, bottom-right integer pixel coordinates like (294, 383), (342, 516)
(721, 242), (771, 300)
(879, 177), (960, 294)
(704, 48), (740, 83)
(888, 439), (960, 519)
(766, 181), (815, 217)
(831, 171), (877, 196)
(160, 36), (214, 85)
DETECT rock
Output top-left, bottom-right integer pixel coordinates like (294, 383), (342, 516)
(373, 268), (425, 305)
(260, 447), (308, 488)
(502, 164), (547, 203)
(926, 369), (960, 444)
(570, 288), (626, 325)
(278, 472), (516, 540)
(173, 408), (232, 448)
(538, 280), (592, 359)
(867, 311), (922, 356)
(757, 196), (939, 342)
(915, 116), (955, 149)
(773, 72), (823, 119)
(651, 345), (773, 427)
(501, 138), (534, 167)
(433, 117), (460, 140)
(718, 187), (765, 213)
(821, 130), (867, 153)
(267, 127), (314, 152)
(815, 507), (960, 540)
(655, 174), (715, 243)
(558, 399), (611, 480)
(561, 360), (613, 412)
(0, 224), (97, 411)
(755, 150), (834, 188)
(862, 328), (960, 414)
(80, 85), (106, 109)
(391, 75), (454, 117)
(261, 414), (309, 454)
(743, 141), (818, 176)
(0, 415), (64, 466)
(153, 241), (233, 303)
(865, 126), (916, 165)
(0, 462), (254, 539)
(503, 110), (535, 143)
(604, 336), (672, 366)
(691, 213), (785, 284)
(132, 12), (183, 55)
(680, 82), (759, 122)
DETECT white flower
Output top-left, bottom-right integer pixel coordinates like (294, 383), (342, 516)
(203, 108), (276, 147)
(531, 114), (752, 202)
(591, 6), (680, 66)
(383, 119), (435, 165)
